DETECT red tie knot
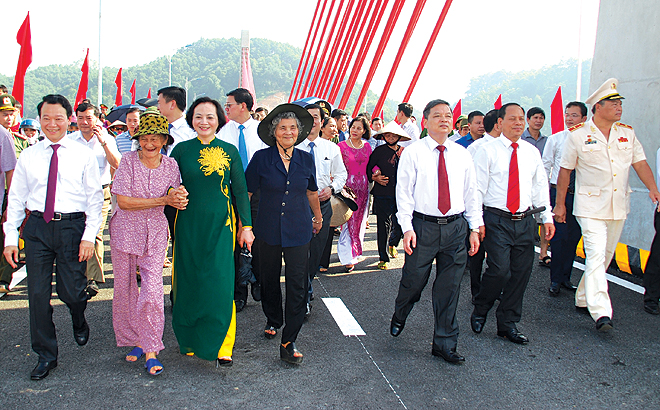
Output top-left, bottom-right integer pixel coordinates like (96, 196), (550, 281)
(511, 142), (518, 150)
(437, 145), (445, 153)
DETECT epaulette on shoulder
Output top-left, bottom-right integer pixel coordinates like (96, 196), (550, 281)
(616, 122), (633, 130)
(568, 123), (585, 132)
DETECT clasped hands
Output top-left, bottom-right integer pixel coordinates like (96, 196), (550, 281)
(167, 185), (189, 210)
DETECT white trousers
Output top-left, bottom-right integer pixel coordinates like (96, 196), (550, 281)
(575, 217), (625, 321)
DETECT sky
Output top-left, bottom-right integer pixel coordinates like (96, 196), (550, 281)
(4, 0), (600, 111)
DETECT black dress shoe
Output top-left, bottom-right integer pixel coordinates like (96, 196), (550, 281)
(432, 348), (465, 364)
(575, 305), (590, 315)
(497, 328), (529, 344)
(74, 319), (89, 346)
(389, 315), (405, 337)
(235, 299), (246, 312)
(561, 281), (577, 291)
(251, 283), (261, 302)
(548, 282), (560, 297)
(595, 316), (613, 332)
(470, 312), (486, 334)
(31, 360), (57, 380)
(644, 301), (660, 315)
(280, 342), (303, 364)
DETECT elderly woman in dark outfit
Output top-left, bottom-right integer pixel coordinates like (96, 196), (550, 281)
(245, 104), (323, 364)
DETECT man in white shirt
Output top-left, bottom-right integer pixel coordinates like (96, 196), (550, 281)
(390, 99), (482, 363)
(465, 109), (500, 300)
(157, 86), (195, 156)
(554, 79), (660, 331)
(471, 103), (555, 345)
(158, 86), (195, 255)
(218, 88), (268, 311)
(298, 103), (347, 315)
(396, 102), (420, 148)
(541, 101), (587, 297)
(3, 94), (103, 380)
(68, 102), (121, 297)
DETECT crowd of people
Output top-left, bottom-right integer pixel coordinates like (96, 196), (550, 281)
(1, 77), (660, 381)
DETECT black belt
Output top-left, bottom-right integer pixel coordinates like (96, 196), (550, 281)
(102, 184), (111, 189)
(413, 211), (463, 225)
(484, 206), (545, 221)
(550, 184), (574, 195)
(30, 211), (85, 221)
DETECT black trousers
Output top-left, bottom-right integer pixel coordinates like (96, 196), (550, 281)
(549, 187), (582, 284)
(393, 215), (467, 351)
(320, 225), (335, 269)
(307, 199), (332, 302)
(468, 239), (486, 299)
(23, 214), (88, 362)
(0, 216), (17, 284)
(258, 238), (310, 344)
(235, 191), (261, 303)
(474, 210), (535, 331)
(373, 196), (403, 262)
(644, 209), (660, 303)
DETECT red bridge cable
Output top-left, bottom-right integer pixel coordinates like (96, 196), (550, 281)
(320, 0), (367, 100)
(298, 0), (334, 99)
(337, 0), (388, 108)
(351, 0), (406, 117)
(308, 0), (344, 97)
(316, 0), (358, 99)
(294, 0), (330, 101)
(328, 0), (377, 104)
(372, 0), (427, 119)
(289, 0), (323, 102)
(403, 0), (453, 102)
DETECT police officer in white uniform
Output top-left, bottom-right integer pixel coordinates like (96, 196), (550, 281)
(554, 78), (660, 331)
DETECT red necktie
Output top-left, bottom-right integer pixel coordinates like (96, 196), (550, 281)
(506, 142), (520, 214)
(437, 145), (450, 214)
(44, 144), (60, 223)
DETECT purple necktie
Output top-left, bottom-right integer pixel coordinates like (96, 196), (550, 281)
(43, 144), (60, 223)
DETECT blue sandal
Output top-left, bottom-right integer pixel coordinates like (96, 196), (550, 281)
(126, 347), (144, 362)
(145, 358), (164, 375)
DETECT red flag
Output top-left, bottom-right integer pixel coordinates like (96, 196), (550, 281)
(74, 49), (90, 110)
(452, 99), (462, 127)
(13, 12), (32, 116)
(129, 79), (136, 104)
(494, 94), (502, 109)
(114, 68), (123, 107)
(550, 86), (564, 134)
(147, 88), (152, 99)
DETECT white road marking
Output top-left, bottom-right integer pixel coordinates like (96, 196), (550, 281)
(321, 297), (366, 336)
(536, 247), (644, 294)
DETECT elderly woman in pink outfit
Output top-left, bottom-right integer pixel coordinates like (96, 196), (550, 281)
(110, 111), (188, 376)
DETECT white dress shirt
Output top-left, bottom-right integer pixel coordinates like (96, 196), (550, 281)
(542, 129), (570, 184)
(68, 129), (121, 186)
(166, 116), (196, 156)
(4, 136), (104, 246)
(396, 137), (483, 234)
(298, 137), (347, 193)
(467, 133), (495, 157)
(217, 117), (267, 166)
(474, 136), (552, 223)
(399, 119), (420, 148)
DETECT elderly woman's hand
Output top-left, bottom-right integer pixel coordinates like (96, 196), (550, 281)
(167, 185), (189, 210)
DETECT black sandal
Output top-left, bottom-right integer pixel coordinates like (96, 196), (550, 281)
(264, 325), (277, 339)
(280, 342), (303, 364)
(539, 256), (551, 267)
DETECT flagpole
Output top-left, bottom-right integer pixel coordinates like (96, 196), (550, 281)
(97, 0), (103, 106)
(576, 0), (583, 100)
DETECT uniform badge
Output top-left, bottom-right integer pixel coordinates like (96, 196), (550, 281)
(585, 136), (597, 145)
(618, 136), (628, 143)
(2, 97), (10, 106)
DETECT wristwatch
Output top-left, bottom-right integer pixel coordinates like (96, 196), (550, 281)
(470, 228), (480, 233)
